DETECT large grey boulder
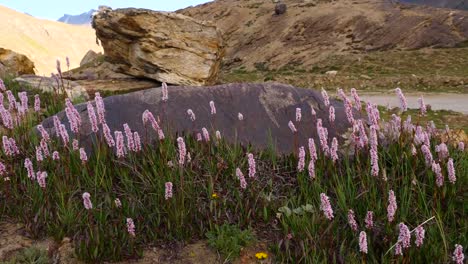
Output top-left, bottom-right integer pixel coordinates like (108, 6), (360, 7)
(42, 83), (357, 154)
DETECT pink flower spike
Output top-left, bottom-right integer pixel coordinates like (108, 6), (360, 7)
(196, 133), (202, 142)
(421, 144), (433, 166)
(187, 109), (196, 121)
(94, 92), (106, 124)
(24, 158), (35, 179)
(123, 124), (135, 151)
(395, 242), (403, 256)
(34, 94), (41, 112)
(432, 161), (443, 187)
(365, 211), (374, 229)
(351, 88), (361, 111)
(37, 171), (47, 189)
(0, 162), (6, 176)
(126, 218), (136, 237)
(329, 106), (335, 123)
(52, 151), (60, 160)
(319, 193), (334, 220)
(297, 146), (305, 172)
(387, 190), (397, 222)
(395, 88), (407, 112)
(288, 121), (297, 133)
(161, 82), (168, 102)
(359, 231), (368, 254)
(177, 137), (187, 166)
(133, 132), (141, 152)
(36, 146), (44, 162)
(453, 244), (464, 264)
(37, 125), (50, 142)
(157, 129), (165, 140)
(447, 158), (456, 184)
(87, 102), (99, 133)
(296, 108), (302, 122)
(458, 141), (465, 151)
(202, 127), (210, 142)
(238, 112), (244, 121)
(308, 138), (317, 162)
(102, 123), (115, 147)
(59, 124), (70, 145)
(82, 192), (93, 210)
(308, 159), (315, 179)
(215, 130), (221, 140)
(79, 148), (88, 163)
(330, 137), (338, 163)
(247, 153), (256, 178)
(414, 226), (425, 247)
(236, 168), (247, 189)
(209, 101), (216, 115)
(418, 96), (426, 116)
(348, 209), (358, 231)
(398, 223), (411, 249)
(115, 131), (126, 158)
(321, 88), (330, 107)
(72, 139), (79, 150)
(165, 182), (173, 200)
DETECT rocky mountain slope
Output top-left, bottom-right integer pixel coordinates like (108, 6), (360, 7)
(179, 0), (468, 70)
(58, 9), (96, 25)
(0, 5), (101, 75)
(400, 0), (467, 10)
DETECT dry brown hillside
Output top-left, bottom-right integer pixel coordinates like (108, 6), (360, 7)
(0, 5), (101, 75)
(179, 0), (468, 70)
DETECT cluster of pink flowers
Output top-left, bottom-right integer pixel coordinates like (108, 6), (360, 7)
(350, 88), (361, 111)
(435, 143), (449, 160)
(215, 130), (221, 140)
(421, 144), (433, 166)
(288, 121), (297, 133)
(94, 93), (106, 124)
(36, 146), (43, 162)
(447, 158), (456, 184)
(209, 101), (216, 115)
(329, 106), (335, 124)
(72, 139), (79, 150)
(330, 138), (338, 163)
(321, 88), (330, 107)
(247, 153), (256, 178)
(365, 211), (374, 229)
(133, 132), (141, 152)
(0, 162), (6, 176)
(296, 108), (301, 122)
(418, 96), (426, 116)
(2, 136), (19, 156)
(297, 147), (305, 172)
(347, 209), (358, 231)
(395, 88), (407, 112)
(87, 102), (99, 133)
(37, 171), (47, 188)
(308, 158), (315, 179)
(453, 244), (464, 264)
(126, 218), (136, 237)
(165, 182), (173, 200)
(52, 151), (60, 160)
(316, 119), (329, 154)
(395, 222), (411, 255)
(123, 124), (135, 151)
(161, 83), (168, 102)
(103, 123), (115, 147)
(414, 225), (425, 247)
(459, 141), (465, 151)
(24, 158), (35, 179)
(308, 138), (317, 162)
(115, 131), (126, 158)
(82, 192), (93, 210)
(369, 126), (379, 177)
(319, 193), (334, 220)
(79, 148), (88, 163)
(387, 190), (397, 222)
(344, 99), (355, 125)
(65, 99), (81, 134)
(431, 161), (443, 187)
(177, 137), (186, 166)
(37, 125), (50, 142)
(236, 168), (247, 189)
(359, 231), (368, 254)
(202, 127), (210, 142)
(187, 109), (196, 121)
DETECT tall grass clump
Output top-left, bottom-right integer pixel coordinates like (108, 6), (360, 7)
(0, 77), (466, 263)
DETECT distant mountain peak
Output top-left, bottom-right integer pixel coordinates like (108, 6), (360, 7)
(58, 9), (96, 25)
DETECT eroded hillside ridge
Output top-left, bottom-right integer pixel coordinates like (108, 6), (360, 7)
(179, 0), (468, 70)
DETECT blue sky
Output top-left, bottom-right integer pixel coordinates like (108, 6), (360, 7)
(0, 0), (211, 20)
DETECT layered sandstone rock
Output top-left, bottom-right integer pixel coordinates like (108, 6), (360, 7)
(0, 48), (35, 77)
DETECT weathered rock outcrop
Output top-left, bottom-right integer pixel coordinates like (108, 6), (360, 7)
(42, 83), (357, 154)
(14, 75), (88, 100)
(0, 48), (35, 77)
(79, 50), (101, 67)
(92, 8), (224, 86)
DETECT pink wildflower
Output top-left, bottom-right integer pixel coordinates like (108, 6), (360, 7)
(247, 153), (256, 178)
(94, 92), (106, 124)
(395, 88), (407, 112)
(308, 159), (315, 179)
(329, 106), (335, 124)
(348, 209), (358, 231)
(215, 130), (221, 140)
(79, 148), (88, 163)
(161, 82), (168, 102)
(2, 136), (12, 156)
(458, 142), (465, 151)
(447, 158), (456, 184)
(0, 162), (5, 176)
(19, 92), (28, 112)
(202, 127), (210, 142)
(133, 132), (141, 152)
(344, 99), (354, 124)
(187, 109), (196, 121)
(435, 143), (449, 160)
(398, 223), (411, 249)
(238, 113), (244, 121)
(453, 244), (464, 264)
(87, 102), (99, 133)
(0, 79), (5, 91)
(236, 168), (247, 189)
(36, 146), (44, 162)
(317, 119), (329, 154)
(297, 146), (305, 172)
(37, 171), (47, 188)
(52, 151), (60, 160)
(418, 96), (426, 116)
(365, 211), (374, 229)
(24, 158), (35, 179)
(432, 161), (443, 187)
(358, 120), (368, 147)
(102, 123), (115, 147)
(370, 147), (379, 177)
(395, 243), (403, 256)
(8, 138), (19, 155)
(288, 121), (297, 133)
(387, 190), (397, 222)
(308, 138), (317, 162)
(414, 226), (425, 247)
(321, 88), (330, 107)
(53, 116), (61, 137)
(59, 124), (70, 145)
(330, 137), (338, 163)
(359, 231), (368, 254)
(126, 218), (136, 237)
(37, 125), (50, 142)
(319, 193), (334, 220)
(209, 101), (216, 115)
(82, 192), (93, 210)
(115, 131), (126, 158)
(296, 107), (302, 122)
(123, 124), (135, 151)
(177, 137), (186, 166)
(72, 139), (79, 150)
(157, 129), (165, 140)
(165, 182), (173, 200)
(351, 88), (361, 111)
(196, 133), (202, 142)
(421, 144), (433, 166)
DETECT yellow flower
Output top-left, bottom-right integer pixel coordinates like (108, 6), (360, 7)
(255, 252), (268, 260)
(211, 193), (218, 199)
